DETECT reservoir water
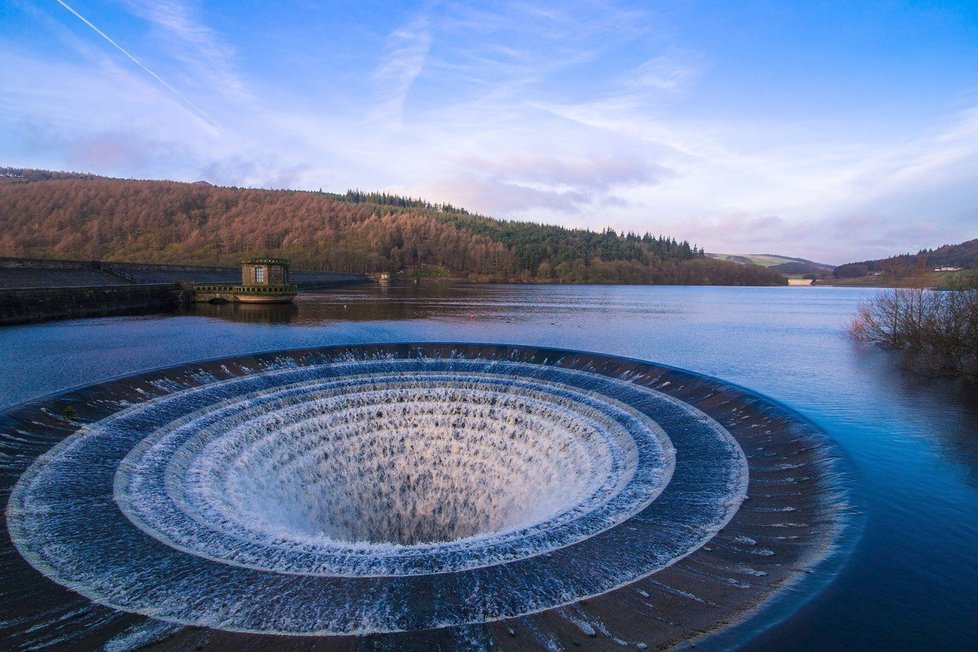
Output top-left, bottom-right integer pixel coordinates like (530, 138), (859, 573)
(1, 283), (976, 649)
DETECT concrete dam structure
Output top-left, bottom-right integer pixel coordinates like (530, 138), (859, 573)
(0, 257), (367, 324)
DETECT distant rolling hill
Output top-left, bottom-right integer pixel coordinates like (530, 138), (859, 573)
(708, 253), (835, 277)
(834, 239), (978, 280)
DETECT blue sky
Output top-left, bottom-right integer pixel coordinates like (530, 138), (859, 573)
(1, 0), (976, 263)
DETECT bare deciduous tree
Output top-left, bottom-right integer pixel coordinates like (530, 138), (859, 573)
(850, 286), (978, 378)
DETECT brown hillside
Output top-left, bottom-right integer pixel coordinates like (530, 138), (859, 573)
(0, 173), (511, 276)
(0, 169), (786, 285)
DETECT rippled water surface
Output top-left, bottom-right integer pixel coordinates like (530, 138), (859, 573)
(2, 283), (976, 649)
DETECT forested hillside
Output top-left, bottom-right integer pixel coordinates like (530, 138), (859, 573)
(0, 168), (786, 285)
(835, 239), (978, 279)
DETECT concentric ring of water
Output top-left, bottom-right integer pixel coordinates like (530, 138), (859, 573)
(115, 371), (675, 575)
(7, 352), (750, 634)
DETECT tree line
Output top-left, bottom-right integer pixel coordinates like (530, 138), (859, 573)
(835, 239), (978, 279)
(0, 169), (786, 285)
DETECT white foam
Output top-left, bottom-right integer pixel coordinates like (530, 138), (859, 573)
(7, 353), (749, 635)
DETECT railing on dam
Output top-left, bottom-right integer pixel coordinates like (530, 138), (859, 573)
(193, 284), (299, 294)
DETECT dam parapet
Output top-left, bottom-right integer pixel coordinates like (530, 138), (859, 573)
(0, 256), (367, 324)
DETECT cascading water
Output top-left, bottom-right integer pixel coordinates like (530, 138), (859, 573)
(0, 344), (853, 649)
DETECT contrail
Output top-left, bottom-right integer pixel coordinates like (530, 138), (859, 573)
(53, 0), (216, 126)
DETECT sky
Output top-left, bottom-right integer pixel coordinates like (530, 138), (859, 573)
(1, 1), (976, 264)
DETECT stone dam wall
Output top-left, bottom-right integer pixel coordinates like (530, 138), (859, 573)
(0, 257), (368, 289)
(0, 257), (369, 325)
(0, 284), (186, 326)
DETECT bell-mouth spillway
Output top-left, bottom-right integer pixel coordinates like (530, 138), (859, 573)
(0, 343), (853, 650)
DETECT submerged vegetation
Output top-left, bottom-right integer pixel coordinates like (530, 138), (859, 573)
(850, 276), (978, 379)
(0, 168), (785, 286)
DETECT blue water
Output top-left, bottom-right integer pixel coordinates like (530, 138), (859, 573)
(1, 284), (976, 649)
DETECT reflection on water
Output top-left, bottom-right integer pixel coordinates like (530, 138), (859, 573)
(185, 301), (300, 324)
(889, 361), (978, 490)
(187, 281), (687, 325)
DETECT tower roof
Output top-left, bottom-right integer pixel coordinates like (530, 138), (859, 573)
(241, 258), (290, 266)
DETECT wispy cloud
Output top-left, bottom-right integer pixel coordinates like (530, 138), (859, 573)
(370, 14), (433, 126)
(52, 0), (215, 125)
(431, 151), (674, 215)
(122, 0), (249, 102)
(465, 153), (674, 189)
(622, 51), (703, 94)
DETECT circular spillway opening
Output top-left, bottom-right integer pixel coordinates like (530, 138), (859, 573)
(8, 346), (845, 642)
(205, 386), (618, 546)
(113, 371), (670, 578)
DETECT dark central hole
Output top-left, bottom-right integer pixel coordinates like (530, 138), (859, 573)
(219, 393), (609, 546)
